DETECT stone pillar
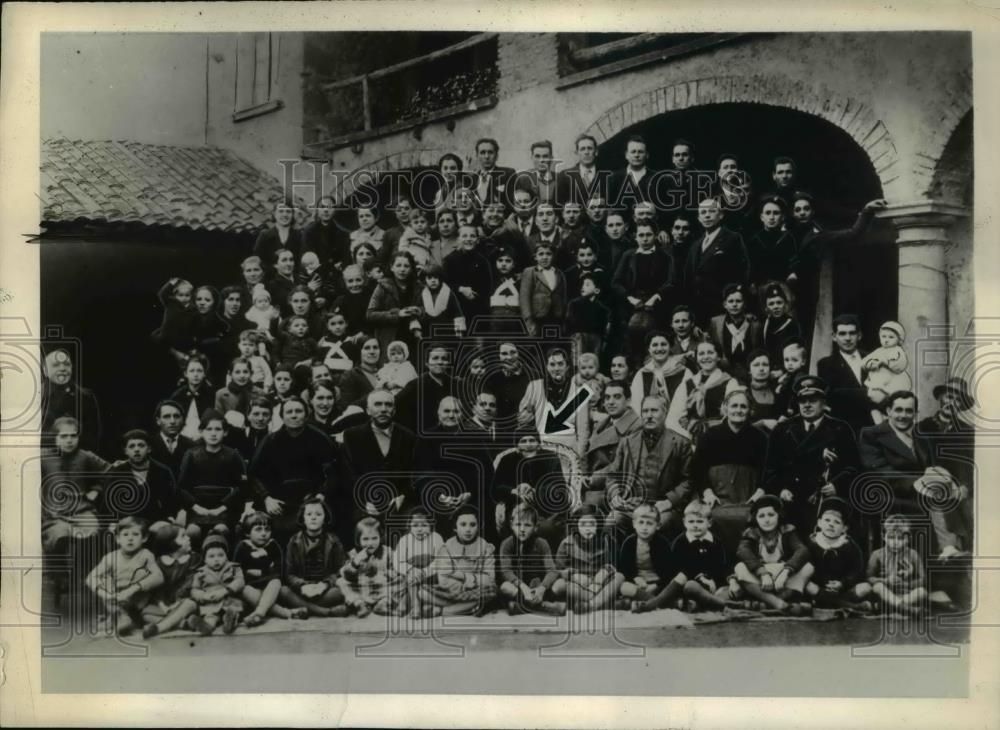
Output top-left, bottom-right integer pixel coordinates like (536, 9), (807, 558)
(880, 201), (969, 418)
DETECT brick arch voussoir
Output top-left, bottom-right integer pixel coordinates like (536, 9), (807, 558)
(584, 74), (900, 194)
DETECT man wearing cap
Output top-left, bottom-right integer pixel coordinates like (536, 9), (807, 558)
(41, 348), (103, 453)
(860, 389), (971, 557)
(764, 375), (861, 536)
(918, 376), (975, 488)
(817, 313), (875, 437)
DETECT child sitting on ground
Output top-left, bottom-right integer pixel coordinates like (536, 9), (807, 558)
(418, 506), (497, 618)
(141, 521), (200, 638)
(85, 516), (164, 636)
(734, 495), (813, 614)
(498, 504), (565, 616)
(394, 508), (445, 619)
(189, 530), (245, 635)
(867, 514), (928, 616)
(553, 504), (622, 613)
(669, 500), (735, 612)
(617, 504), (676, 613)
(805, 497), (872, 611)
(282, 494), (349, 618)
(234, 511), (309, 626)
(338, 517), (405, 617)
(376, 340), (419, 395)
(862, 321), (912, 425)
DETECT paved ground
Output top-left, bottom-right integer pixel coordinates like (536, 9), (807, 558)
(40, 611), (971, 696)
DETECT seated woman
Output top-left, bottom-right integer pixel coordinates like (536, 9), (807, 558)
(694, 388), (768, 553)
(666, 340), (733, 441)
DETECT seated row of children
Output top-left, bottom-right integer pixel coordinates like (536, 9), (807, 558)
(89, 488), (927, 637)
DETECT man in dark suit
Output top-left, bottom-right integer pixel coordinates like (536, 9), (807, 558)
(527, 202), (572, 269)
(582, 381), (641, 508)
(471, 137), (515, 211)
(148, 400), (195, 480)
(342, 389), (417, 532)
(561, 133), (604, 207)
(682, 196), (750, 325)
(859, 390), (971, 556)
(763, 376), (860, 537)
(461, 390), (502, 445)
(511, 140), (566, 207)
(603, 395), (693, 539)
(609, 135), (657, 214)
(817, 313), (874, 437)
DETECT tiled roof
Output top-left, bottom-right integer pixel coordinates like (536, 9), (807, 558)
(41, 138), (291, 234)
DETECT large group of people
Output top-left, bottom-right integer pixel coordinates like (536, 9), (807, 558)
(39, 133), (975, 637)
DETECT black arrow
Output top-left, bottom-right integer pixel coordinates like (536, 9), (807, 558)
(543, 386), (594, 434)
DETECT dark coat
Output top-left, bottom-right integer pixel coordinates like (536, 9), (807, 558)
(341, 422), (417, 521)
(763, 414), (860, 533)
(148, 432), (196, 480)
(102, 459), (179, 524)
(617, 532), (674, 582)
(858, 421), (934, 510)
(254, 226), (305, 268)
(817, 350), (873, 436)
(41, 380), (103, 453)
(682, 227), (750, 323)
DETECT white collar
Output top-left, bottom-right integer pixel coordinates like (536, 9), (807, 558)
(685, 531), (713, 543)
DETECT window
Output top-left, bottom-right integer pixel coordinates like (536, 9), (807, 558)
(234, 32), (284, 121)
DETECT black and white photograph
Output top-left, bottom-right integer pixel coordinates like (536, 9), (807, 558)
(2, 2), (999, 726)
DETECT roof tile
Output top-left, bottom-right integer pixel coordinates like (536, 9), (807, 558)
(41, 138), (298, 235)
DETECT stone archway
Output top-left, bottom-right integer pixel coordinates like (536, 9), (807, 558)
(583, 73), (902, 198)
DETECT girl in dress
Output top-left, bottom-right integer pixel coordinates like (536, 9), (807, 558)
(417, 506), (497, 618)
(338, 517), (405, 617)
(734, 495), (813, 614)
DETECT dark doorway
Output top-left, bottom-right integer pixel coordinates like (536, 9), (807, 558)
(599, 102), (898, 346)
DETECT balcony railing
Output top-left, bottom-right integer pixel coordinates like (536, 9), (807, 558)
(305, 33), (499, 154)
(556, 32), (753, 89)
